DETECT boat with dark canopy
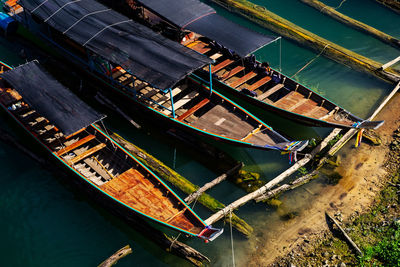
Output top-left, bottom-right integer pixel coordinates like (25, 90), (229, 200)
(0, 60), (223, 241)
(115, 0), (384, 130)
(5, 0), (308, 152)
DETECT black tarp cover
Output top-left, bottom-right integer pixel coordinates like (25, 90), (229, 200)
(0, 61), (105, 136)
(19, 0), (212, 90)
(135, 0), (278, 57)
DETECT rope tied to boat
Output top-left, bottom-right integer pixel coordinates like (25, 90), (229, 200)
(229, 209), (236, 267)
(290, 44), (329, 79)
(320, 0), (348, 12)
(289, 151), (298, 164)
(168, 233), (182, 252)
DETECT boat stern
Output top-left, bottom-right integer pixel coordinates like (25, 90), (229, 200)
(274, 140), (309, 152)
(197, 225), (224, 242)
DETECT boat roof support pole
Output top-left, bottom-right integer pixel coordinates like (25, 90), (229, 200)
(169, 88), (176, 118)
(209, 64), (213, 95)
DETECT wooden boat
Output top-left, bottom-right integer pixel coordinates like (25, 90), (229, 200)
(0, 60), (222, 241)
(6, 0), (308, 152)
(117, 0), (384, 130)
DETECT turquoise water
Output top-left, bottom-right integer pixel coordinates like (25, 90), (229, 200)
(0, 2), (397, 266)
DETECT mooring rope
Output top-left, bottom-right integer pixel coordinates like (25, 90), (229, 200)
(230, 209), (236, 267)
(320, 0), (347, 12)
(169, 233), (182, 251)
(100, 120), (116, 149)
(290, 44), (329, 78)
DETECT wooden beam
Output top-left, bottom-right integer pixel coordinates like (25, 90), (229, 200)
(326, 81), (400, 157)
(211, 59), (234, 73)
(228, 71), (257, 88)
(325, 212), (363, 255)
(98, 245), (133, 267)
(68, 143), (106, 165)
(204, 128), (342, 225)
(185, 162), (243, 204)
(247, 76), (272, 91)
(177, 99), (210, 121)
(56, 134), (95, 156)
(381, 56), (400, 70)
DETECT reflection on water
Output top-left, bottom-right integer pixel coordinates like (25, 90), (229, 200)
(0, 2), (397, 266)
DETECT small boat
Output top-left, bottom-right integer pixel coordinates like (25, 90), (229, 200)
(6, 0), (308, 152)
(0, 60), (222, 241)
(119, 0), (384, 130)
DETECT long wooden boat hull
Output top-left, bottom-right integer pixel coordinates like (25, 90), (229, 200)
(107, 1), (384, 130)
(0, 60), (222, 241)
(6, 7), (308, 152)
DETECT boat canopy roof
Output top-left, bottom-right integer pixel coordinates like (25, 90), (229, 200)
(0, 61), (106, 136)
(134, 0), (278, 57)
(19, 0), (212, 90)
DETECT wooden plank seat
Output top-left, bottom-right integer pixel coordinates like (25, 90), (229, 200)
(188, 41), (210, 54)
(111, 67), (126, 79)
(68, 143), (106, 165)
(57, 134), (96, 156)
(257, 84), (285, 101)
(220, 66), (245, 81)
(211, 59), (234, 73)
(209, 53), (223, 61)
(228, 71), (257, 88)
(157, 87), (183, 106)
(177, 98), (210, 121)
(164, 90), (199, 116)
(247, 76), (272, 91)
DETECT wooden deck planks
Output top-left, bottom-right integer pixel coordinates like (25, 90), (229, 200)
(191, 105), (254, 139)
(100, 168), (184, 223)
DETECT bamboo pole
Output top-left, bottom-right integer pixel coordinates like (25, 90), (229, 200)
(300, 0), (400, 49)
(204, 129), (341, 225)
(210, 0), (400, 84)
(325, 81), (400, 158)
(109, 133), (253, 237)
(255, 170), (319, 202)
(374, 0), (400, 14)
(98, 245), (133, 267)
(185, 162), (243, 204)
(325, 212), (363, 255)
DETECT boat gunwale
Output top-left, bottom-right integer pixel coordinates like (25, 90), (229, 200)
(0, 61), (207, 237)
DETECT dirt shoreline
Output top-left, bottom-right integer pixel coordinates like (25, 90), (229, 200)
(247, 92), (400, 266)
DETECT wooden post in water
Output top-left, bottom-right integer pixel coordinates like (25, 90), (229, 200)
(325, 81), (400, 158)
(325, 212), (363, 255)
(374, 0), (400, 14)
(204, 129), (342, 225)
(98, 245), (133, 267)
(185, 162), (243, 204)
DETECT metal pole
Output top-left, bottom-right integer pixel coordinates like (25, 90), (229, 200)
(209, 64), (213, 95)
(279, 37), (282, 72)
(169, 88), (176, 118)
